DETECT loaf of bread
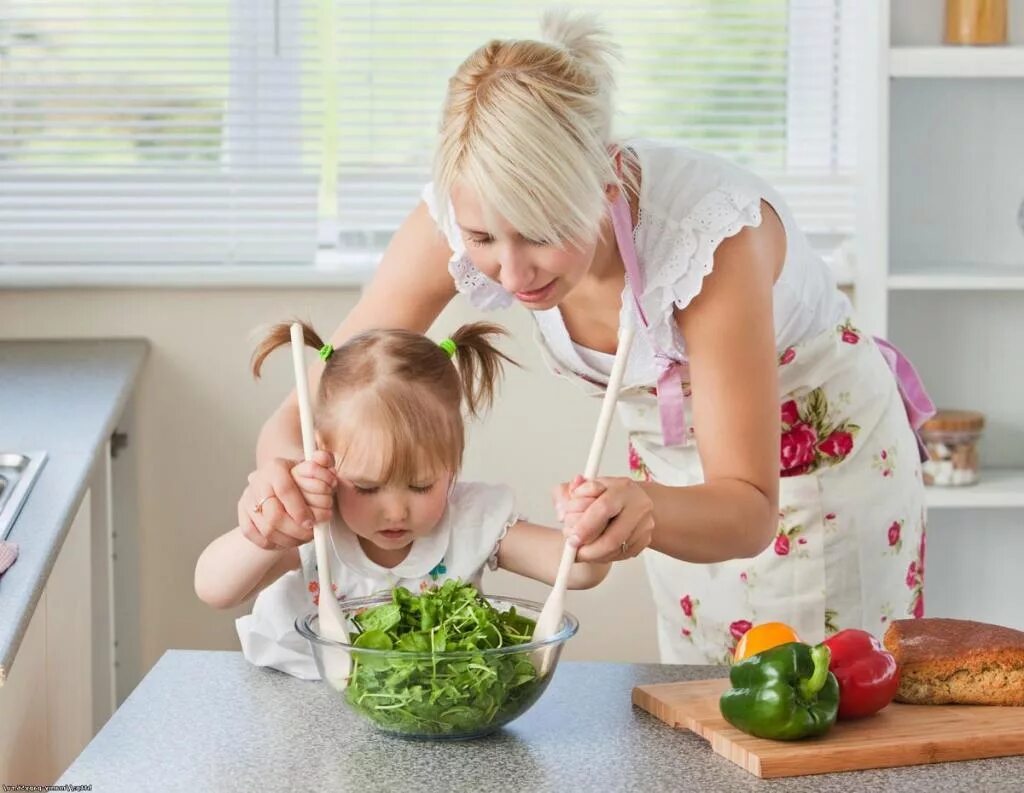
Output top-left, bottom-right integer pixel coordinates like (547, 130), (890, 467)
(882, 618), (1024, 706)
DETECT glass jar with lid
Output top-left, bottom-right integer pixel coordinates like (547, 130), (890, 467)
(920, 410), (985, 487)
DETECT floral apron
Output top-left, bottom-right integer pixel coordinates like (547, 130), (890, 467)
(532, 196), (933, 665)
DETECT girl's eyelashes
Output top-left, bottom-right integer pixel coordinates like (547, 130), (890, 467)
(351, 482), (436, 495)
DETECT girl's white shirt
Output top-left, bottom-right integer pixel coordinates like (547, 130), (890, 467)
(236, 481), (520, 679)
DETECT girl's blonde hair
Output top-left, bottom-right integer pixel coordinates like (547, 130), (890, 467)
(252, 322), (517, 483)
(431, 8), (638, 248)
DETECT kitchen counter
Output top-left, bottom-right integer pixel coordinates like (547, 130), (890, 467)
(58, 651), (1024, 791)
(0, 339), (148, 684)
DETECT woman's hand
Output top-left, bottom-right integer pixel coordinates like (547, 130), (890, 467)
(552, 475), (655, 563)
(238, 450), (337, 550)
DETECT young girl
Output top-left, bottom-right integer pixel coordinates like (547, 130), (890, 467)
(195, 320), (609, 679)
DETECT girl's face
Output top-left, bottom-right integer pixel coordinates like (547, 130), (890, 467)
(333, 444), (452, 552)
(450, 180), (600, 311)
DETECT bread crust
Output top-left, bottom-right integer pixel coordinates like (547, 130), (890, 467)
(883, 618), (1024, 706)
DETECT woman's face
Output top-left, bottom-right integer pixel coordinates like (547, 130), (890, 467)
(450, 180), (600, 311)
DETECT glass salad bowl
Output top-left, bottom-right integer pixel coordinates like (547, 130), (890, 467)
(295, 585), (578, 740)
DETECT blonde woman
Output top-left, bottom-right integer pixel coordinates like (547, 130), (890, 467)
(239, 10), (933, 664)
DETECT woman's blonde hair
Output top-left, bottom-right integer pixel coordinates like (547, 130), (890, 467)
(431, 8), (638, 248)
(252, 322), (517, 483)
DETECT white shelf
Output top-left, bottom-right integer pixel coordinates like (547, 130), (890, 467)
(889, 263), (1024, 290)
(926, 469), (1024, 509)
(890, 46), (1024, 78)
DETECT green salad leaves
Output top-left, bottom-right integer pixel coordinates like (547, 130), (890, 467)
(344, 580), (544, 736)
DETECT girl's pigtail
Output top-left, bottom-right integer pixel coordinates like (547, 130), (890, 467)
(447, 322), (519, 417)
(251, 319), (325, 379)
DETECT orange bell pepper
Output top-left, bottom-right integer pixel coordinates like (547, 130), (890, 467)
(734, 622), (802, 662)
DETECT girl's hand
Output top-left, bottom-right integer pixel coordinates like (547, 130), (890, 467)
(238, 451), (337, 550)
(552, 475), (655, 563)
(552, 474), (598, 530)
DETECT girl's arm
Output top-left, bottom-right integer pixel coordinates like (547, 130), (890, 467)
(496, 520), (610, 589)
(194, 528), (301, 609)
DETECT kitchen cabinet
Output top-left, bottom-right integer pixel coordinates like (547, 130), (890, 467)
(0, 339), (148, 784)
(0, 494), (92, 783)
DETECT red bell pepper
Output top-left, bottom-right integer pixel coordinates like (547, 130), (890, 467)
(821, 629), (900, 719)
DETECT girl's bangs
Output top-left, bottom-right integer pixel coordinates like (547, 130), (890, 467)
(326, 393), (462, 484)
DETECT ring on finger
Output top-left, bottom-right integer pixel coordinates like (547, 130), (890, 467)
(253, 495), (274, 514)
(620, 540), (630, 557)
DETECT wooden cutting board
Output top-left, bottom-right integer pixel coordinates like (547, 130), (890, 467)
(632, 678), (1024, 779)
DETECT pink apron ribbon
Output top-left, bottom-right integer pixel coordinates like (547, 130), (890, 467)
(656, 356), (688, 447)
(610, 195), (689, 446)
(873, 337), (936, 462)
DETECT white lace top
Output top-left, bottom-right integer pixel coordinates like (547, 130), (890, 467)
(422, 138), (852, 387)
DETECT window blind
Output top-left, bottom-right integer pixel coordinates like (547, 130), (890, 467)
(0, 0), (858, 273)
(327, 0), (859, 258)
(0, 0), (319, 266)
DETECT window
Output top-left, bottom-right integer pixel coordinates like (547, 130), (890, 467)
(0, 0), (857, 280)
(0, 0), (318, 269)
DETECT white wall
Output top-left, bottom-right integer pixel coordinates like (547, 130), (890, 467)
(0, 287), (660, 684)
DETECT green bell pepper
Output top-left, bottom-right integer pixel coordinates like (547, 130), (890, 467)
(719, 642), (839, 741)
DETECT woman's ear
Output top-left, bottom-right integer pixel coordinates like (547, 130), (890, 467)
(605, 145), (623, 201)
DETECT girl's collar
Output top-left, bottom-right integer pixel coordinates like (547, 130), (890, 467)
(328, 510), (451, 580)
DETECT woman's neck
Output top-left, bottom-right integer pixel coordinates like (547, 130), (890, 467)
(584, 184), (641, 282)
(587, 217), (626, 283)
(562, 189), (636, 312)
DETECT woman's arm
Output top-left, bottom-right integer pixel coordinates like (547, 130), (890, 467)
(256, 200), (459, 466)
(497, 520), (611, 589)
(194, 529), (301, 609)
(565, 201), (785, 564)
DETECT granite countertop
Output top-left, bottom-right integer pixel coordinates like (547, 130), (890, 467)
(0, 339), (148, 684)
(59, 651), (1024, 792)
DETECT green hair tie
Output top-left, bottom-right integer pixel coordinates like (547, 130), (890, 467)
(439, 338), (457, 359)
(318, 343), (333, 361)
